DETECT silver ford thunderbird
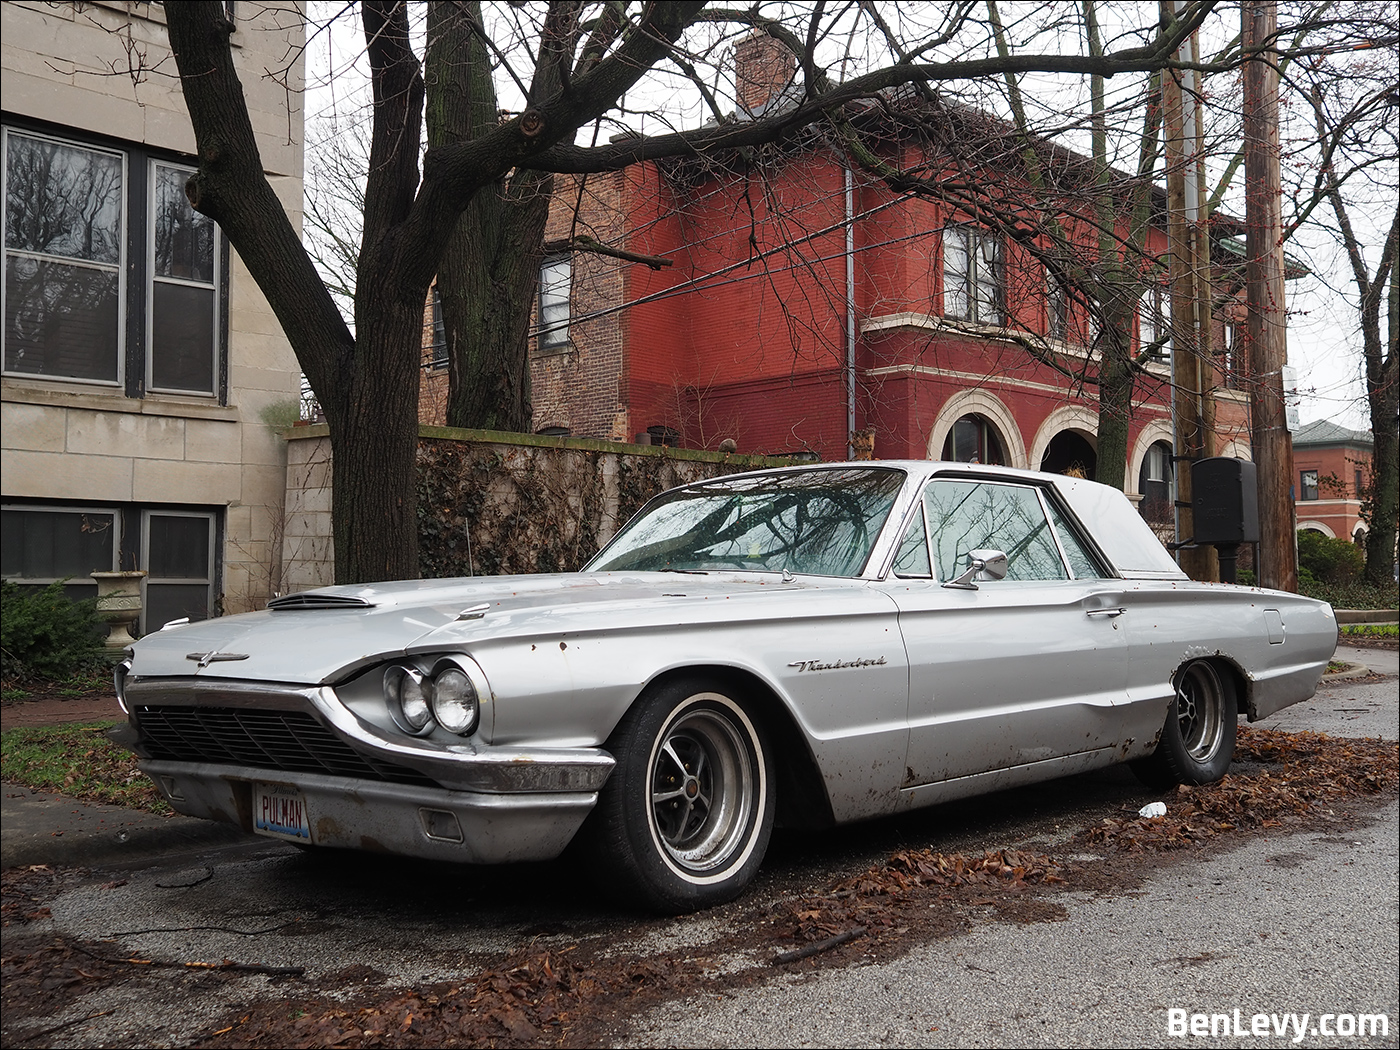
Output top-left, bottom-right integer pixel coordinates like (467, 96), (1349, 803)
(115, 462), (1336, 912)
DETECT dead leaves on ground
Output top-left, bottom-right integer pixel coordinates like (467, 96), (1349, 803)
(1082, 728), (1398, 853)
(8, 728), (1396, 1050)
(198, 949), (614, 1049)
(763, 727), (1395, 967)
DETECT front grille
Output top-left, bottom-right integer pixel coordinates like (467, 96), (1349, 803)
(133, 705), (437, 787)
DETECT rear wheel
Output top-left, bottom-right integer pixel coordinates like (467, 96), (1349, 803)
(1132, 660), (1237, 789)
(589, 678), (774, 913)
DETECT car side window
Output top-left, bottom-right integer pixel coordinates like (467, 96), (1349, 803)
(924, 479), (1068, 582)
(1046, 498), (1106, 579)
(892, 506), (932, 577)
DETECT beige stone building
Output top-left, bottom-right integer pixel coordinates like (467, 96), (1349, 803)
(2, 1), (304, 630)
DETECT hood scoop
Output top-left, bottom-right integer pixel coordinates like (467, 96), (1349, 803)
(268, 593), (376, 611)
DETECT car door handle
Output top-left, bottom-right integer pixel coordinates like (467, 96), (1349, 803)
(1085, 607), (1126, 618)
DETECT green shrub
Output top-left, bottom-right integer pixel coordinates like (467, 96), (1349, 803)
(1297, 578), (1399, 610)
(0, 580), (107, 681)
(1296, 530), (1365, 584)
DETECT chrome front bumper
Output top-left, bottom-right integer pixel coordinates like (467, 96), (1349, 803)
(135, 757), (598, 862)
(117, 677), (616, 863)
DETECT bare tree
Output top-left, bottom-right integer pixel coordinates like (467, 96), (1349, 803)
(1290, 1), (1399, 586)
(164, 0), (1237, 583)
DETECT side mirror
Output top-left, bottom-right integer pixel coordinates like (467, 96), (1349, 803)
(942, 548), (1009, 591)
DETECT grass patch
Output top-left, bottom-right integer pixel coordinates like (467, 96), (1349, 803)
(1, 664), (115, 704)
(1341, 623), (1398, 638)
(1, 722), (169, 814)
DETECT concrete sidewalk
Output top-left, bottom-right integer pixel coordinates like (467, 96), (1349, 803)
(0, 782), (255, 869)
(1332, 642), (1399, 677)
(2, 645), (1395, 871)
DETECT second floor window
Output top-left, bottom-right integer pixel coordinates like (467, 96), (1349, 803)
(1047, 276), (1068, 340)
(538, 255), (571, 349)
(1138, 285), (1171, 362)
(943, 226), (1003, 326)
(1299, 470), (1319, 501)
(427, 286), (447, 369)
(2, 126), (223, 397)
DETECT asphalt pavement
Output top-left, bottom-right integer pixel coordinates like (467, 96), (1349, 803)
(1, 646), (1395, 871)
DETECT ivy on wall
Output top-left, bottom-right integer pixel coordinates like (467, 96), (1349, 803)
(416, 437), (779, 579)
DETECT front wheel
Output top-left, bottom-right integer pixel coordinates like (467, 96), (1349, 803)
(588, 678), (774, 914)
(1132, 660), (1237, 790)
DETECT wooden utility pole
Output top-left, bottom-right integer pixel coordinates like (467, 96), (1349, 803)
(1162, 1), (1216, 581)
(1242, 0), (1299, 591)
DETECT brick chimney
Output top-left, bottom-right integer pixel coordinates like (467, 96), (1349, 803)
(735, 31), (796, 116)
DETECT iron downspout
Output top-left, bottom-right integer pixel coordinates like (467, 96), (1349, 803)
(845, 165), (856, 454)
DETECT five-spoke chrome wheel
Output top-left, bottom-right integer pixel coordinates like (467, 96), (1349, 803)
(647, 701), (760, 877)
(588, 679), (774, 913)
(1132, 659), (1237, 789)
(1175, 661), (1228, 763)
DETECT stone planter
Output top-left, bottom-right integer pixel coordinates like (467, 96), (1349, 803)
(92, 570), (147, 653)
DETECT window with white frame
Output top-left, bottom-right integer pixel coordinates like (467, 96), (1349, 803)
(1299, 470), (1319, 502)
(3, 502), (218, 633)
(943, 226), (1003, 326)
(1138, 284), (1171, 362)
(941, 414), (1007, 465)
(538, 255), (571, 349)
(1047, 275), (1068, 340)
(150, 161), (218, 392)
(1219, 318), (1245, 389)
(2, 126), (224, 396)
(1137, 441), (1174, 524)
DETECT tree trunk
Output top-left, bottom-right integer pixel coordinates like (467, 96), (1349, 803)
(330, 294), (424, 583)
(428, 1), (555, 433)
(1084, 2), (1134, 492)
(166, 3), (423, 584)
(440, 176), (552, 431)
(1094, 291), (1136, 491)
(1362, 223), (1398, 588)
(1364, 374), (1398, 589)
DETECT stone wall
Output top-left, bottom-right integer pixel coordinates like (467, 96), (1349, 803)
(282, 425), (795, 591)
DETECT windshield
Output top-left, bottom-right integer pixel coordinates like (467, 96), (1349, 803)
(587, 468), (906, 577)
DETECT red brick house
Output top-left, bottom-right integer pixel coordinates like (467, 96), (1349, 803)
(425, 38), (1262, 524)
(1292, 419), (1374, 544)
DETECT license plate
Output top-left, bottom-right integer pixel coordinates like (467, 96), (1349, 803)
(253, 782), (311, 842)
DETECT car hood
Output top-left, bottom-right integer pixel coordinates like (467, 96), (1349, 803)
(126, 571), (855, 684)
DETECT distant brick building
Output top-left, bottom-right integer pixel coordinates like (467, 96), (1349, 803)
(424, 36), (1268, 527)
(1292, 419), (1374, 544)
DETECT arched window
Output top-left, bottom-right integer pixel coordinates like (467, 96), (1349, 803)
(1040, 430), (1097, 479)
(1137, 441), (1174, 525)
(941, 415), (1006, 465)
(646, 425), (679, 448)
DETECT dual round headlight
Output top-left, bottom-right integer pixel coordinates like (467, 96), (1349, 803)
(383, 659), (484, 736)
